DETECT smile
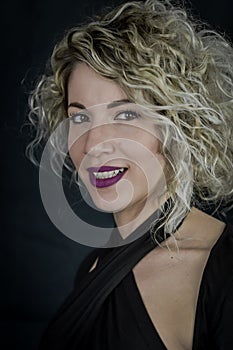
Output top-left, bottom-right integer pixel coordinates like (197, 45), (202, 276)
(87, 166), (128, 188)
(93, 167), (125, 179)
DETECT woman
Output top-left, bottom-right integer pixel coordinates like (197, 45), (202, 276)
(28, 0), (233, 349)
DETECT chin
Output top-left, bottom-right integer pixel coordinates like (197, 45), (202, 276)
(87, 190), (130, 213)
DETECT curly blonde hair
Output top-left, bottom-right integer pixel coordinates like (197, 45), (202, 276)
(27, 0), (233, 235)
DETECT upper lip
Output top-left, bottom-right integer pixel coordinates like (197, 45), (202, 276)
(87, 166), (127, 173)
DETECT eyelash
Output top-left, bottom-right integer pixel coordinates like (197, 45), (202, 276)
(69, 110), (141, 124)
(115, 110), (142, 121)
(70, 113), (89, 124)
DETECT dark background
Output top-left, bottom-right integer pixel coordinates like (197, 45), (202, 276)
(1, 1), (233, 349)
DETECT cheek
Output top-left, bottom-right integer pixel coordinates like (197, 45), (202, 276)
(68, 123), (88, 166)
(68, 141), (84, 170)
(146, 134), (161, 153)
(132, 126), (162, 154)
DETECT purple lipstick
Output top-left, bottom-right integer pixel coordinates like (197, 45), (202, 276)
(87, 166), (128, 188)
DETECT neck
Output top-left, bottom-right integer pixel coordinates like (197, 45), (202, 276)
(113, 192), (169, 239)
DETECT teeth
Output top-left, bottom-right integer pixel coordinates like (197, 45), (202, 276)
(93, 168), (125, 179)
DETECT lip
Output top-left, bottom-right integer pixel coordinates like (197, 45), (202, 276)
(87, 166), (128, 188)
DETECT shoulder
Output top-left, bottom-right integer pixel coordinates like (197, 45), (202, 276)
(205, 222), (233, 278)
(202, 222), (233, 304)
(194, 222), (233, 346)
(207, 247), (233, 348)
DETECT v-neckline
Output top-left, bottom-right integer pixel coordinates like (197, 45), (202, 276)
(127, 223), (230, 350)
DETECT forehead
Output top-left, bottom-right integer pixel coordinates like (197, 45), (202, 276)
(67, 63), (128, 109)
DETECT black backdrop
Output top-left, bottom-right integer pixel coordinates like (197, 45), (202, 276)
(1, 1), (233, 349)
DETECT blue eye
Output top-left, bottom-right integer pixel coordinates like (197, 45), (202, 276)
(70, 113), (90, 124)
(114, 110), (141, 121)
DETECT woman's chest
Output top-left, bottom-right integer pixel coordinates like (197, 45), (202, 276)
(132, 247), (210, 350)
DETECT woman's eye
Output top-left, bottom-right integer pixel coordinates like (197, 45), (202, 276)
(70, 113), (90, 124)
(114, 110), (141, 121)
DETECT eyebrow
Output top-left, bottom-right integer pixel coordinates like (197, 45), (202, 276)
(67, 99), (132, 110)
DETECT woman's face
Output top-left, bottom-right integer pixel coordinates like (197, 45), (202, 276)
(67, 63), (166, 214)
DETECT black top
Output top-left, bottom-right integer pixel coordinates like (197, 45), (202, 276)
(39, 218), (233, 350)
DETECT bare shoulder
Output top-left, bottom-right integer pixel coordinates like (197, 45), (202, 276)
(132, 208), (226, 350)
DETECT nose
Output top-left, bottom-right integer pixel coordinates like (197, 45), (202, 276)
(83, 125), (115, 157)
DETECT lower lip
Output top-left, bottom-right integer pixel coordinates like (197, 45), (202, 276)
(89, 170), (127, 188)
